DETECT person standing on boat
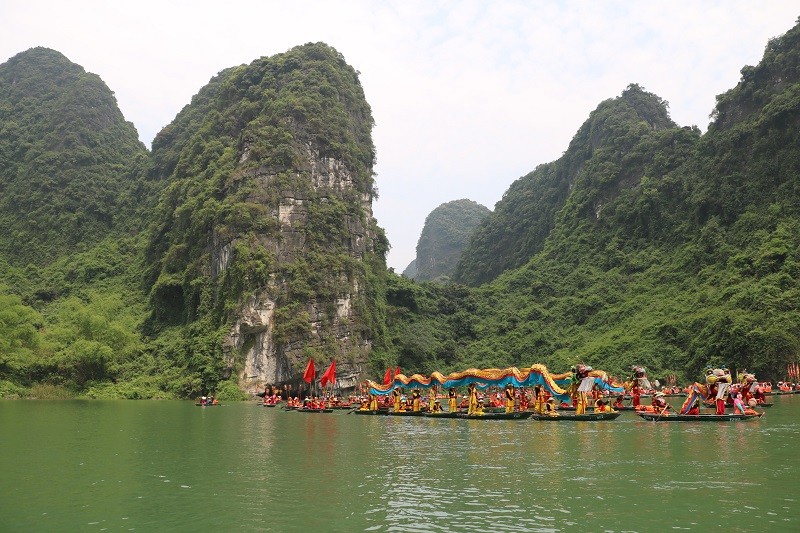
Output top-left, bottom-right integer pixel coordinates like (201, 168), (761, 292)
(575, 365), (595, 415)
(532, 385), (544, 414)
(428, 387), (436, 413)
(504, 384), (515, 413)
(368, 392), (378, 411)
(631, 383), (642, 408)
(714, 369), (732, 415)
(467, 383), (478, 415)
(448, 388), (458, 413)
(392, 388), (401, 412)
(412, 389), (421, 412)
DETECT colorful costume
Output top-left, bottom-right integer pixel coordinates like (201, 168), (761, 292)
(448, 388), (457, 413)
(504, 385), (515, 413)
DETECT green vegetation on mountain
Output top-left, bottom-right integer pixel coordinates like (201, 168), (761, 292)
(0, 48), (148, 267)
(407, 199), (490, 283)
(143, 42), (384, 394)
(0, 43), (385, 398)
(3, 19), (800, 397)
(381, 21), (800, 383)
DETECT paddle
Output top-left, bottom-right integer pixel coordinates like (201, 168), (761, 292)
(655, 405), (670, 421)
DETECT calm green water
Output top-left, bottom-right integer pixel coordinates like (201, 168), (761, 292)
(1, 396), (798, 532)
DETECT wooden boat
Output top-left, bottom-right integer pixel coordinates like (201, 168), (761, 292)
(295, 408), (333, 413)
(352, 409), (390, 415)
(556, 405), (637, 411)
(459, 411), (533, 420)
(530, 411), (621, 421)
(387, 410), (426, 417)
(637, 412), (763, 422)
(423, 411), (461, 418)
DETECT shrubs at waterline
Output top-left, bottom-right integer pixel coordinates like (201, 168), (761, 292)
(213, 380), (249, 401)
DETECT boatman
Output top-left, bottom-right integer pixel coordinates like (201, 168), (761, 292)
(412, 389), (421, 412)
(368, 392), (378, 411)
(467, 383), (478, 415)
(504, 384), (515, 414)
(448, 388), (458, 413)
(575, 364), (595, 415)
(392, 388), (401, 412)
(714, 369), (732, 415)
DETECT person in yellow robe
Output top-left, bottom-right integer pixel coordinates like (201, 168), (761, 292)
(448, 388), (457, 413)
(368, 392), (378, 411)
(504, 384), (515, 414)
(412, 389), (421, 412)
(467, 383), (478, 415)
(392, 388), (401, 412)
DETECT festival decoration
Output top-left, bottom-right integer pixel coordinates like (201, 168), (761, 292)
(367, 363), (625, 403)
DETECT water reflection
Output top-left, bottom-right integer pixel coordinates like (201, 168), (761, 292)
(1, 397), (799, 531)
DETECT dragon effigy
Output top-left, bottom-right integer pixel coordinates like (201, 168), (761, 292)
(367, 363), (625, 404)
(679, 367), (733, 414)
(629, 365), (652, 391)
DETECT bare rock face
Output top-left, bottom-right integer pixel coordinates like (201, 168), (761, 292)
(220, 145), (376, 392)
(146, 43), (383, 396)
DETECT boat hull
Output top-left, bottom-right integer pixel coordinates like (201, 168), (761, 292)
(352, 409), (390, 415)
(459, 411), (533, 420)
(530, 412), (622, 421)
(424, 411), (461, 418)
(637, 412), (762, 421)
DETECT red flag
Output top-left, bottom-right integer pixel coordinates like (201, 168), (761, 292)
(395, 366), (402, 377)
(303, 358), (316, 384)
(320, 360), (337, 387)
(383, 368), (392, 385)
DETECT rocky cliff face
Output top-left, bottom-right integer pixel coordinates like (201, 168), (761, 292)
(145, 43), (386, 394)
(221, 145), (377, 391)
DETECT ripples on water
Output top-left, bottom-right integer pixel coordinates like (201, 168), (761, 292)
(1, 397), (799, 531)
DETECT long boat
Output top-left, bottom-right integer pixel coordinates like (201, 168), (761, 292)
(459, 411), (533, 420)
(530, 411), (621, 421)
(352, 409), (390, 415)
(637, 412), (762, 422)
(295, 408), (334, 413)
(557, 405), (637, 411)
(387, 410), (426, 417)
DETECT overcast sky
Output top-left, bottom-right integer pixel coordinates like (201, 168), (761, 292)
(2, 2), (797, 270)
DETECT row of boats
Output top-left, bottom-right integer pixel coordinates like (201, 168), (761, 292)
(264, 400), (775, 422)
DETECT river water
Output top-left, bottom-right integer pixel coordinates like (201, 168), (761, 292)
(1, 395), (798, 532)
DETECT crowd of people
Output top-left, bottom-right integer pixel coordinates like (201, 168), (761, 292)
(242, 367), (797, 416)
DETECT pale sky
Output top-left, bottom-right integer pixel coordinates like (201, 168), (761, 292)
(2, 1), (797, 270)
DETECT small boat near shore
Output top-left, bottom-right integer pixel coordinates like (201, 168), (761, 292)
(530, 412), (621, 421)
(637, 412), (763, 422)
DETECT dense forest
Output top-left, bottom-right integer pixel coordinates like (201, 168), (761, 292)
(1, 19), (800, 398)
